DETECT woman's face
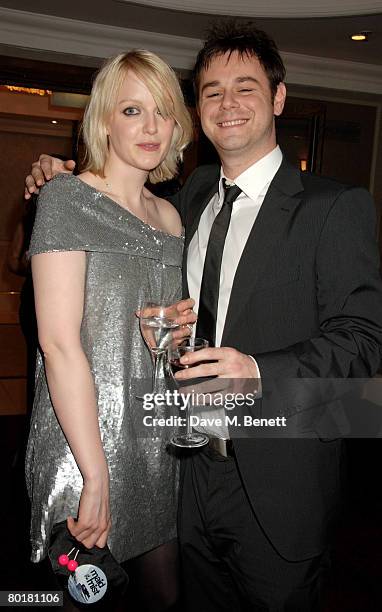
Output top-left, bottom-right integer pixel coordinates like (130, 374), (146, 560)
(106, 70), (176, 173)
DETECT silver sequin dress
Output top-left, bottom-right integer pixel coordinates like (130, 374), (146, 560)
(26, 174), (183, 563)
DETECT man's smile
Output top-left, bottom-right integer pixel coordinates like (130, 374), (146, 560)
(217, 119), (249, 128)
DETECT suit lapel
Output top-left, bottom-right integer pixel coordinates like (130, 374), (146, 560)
(184, 180), (219, 249)
(182, 174), (219, 297)
(222, 160), (304, 345)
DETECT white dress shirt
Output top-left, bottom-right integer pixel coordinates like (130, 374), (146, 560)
(186, 146), (283, 438)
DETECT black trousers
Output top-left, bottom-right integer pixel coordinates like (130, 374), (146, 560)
(178, 447), (329, 612)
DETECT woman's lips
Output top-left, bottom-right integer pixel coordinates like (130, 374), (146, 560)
(137, 143), (160, 151)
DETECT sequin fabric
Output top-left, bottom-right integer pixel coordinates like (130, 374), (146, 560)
(26, 174), (183, 563)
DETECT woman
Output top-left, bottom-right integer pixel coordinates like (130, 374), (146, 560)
(26, 50), (193, 610)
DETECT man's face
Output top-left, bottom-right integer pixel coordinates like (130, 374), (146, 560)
(197, 51), (286, 169)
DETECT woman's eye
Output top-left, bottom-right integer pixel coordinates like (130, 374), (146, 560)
(123, 107), (139, 115)
(206, 92), (221, 98)
(238, 88), (253, 93)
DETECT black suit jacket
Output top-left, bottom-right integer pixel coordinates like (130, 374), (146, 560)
(171, 157), (382, 560)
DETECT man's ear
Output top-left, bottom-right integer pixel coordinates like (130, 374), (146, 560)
(273, 82), (286, 117)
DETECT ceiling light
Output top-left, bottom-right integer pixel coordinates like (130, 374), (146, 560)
(51, 120), (58, 124)
(351, 31), (370, 42)
(2, 85), (52, 96)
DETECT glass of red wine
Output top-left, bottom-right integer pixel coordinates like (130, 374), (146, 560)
(168, 337), (209, 448)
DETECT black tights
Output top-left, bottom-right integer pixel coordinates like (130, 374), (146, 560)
(122, 539), (179, 611)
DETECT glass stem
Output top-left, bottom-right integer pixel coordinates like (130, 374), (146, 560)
(185, 401), (192, 437)
(152, 351), (163, 396)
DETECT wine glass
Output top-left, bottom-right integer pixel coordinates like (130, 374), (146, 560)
(168, 337), (209, 448)
(139, 302), (180, 398)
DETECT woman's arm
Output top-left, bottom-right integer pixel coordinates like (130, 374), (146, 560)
(32, 250), (111, 548)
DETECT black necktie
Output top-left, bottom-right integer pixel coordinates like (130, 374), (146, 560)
(196, 180), (242, 346)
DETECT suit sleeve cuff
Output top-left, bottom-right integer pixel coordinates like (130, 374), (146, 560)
(248, 355), (262, 398)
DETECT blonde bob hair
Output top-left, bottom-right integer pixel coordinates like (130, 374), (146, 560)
(82, 50), (193, 183)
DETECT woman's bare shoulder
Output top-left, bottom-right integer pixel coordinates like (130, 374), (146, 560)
(149, 193), (182, 237)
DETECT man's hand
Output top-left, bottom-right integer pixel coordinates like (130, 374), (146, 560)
(25, 154), (76, 199)
(175, 346), (259, 379)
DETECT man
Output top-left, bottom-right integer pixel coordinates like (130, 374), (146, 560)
(25, 22), (382, 611)
(166, 23), (382, 611)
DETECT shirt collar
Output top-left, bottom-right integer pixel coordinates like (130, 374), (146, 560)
(218, 146), (283, 203)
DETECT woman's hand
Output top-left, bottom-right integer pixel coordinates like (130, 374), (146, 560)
(171, 298), (197, 326)
(171, 297), (197, 341)
(136, 298), (196, 342)
(67, 471), (111, 549)
(25, 154), (76, 199)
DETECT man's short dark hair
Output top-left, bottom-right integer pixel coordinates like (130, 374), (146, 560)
(193, 21), (286, 102)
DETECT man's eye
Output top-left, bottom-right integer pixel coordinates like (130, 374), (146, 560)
(206, 92), (221, 98)
(123, 107), (139, 115)
(238, 88), (253, 93)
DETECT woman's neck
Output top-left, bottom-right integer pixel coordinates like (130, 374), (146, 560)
(101, 158), (149, 209)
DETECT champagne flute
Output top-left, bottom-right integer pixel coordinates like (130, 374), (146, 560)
(168, 337), (209, 448)
(139, 302), (180, 397)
